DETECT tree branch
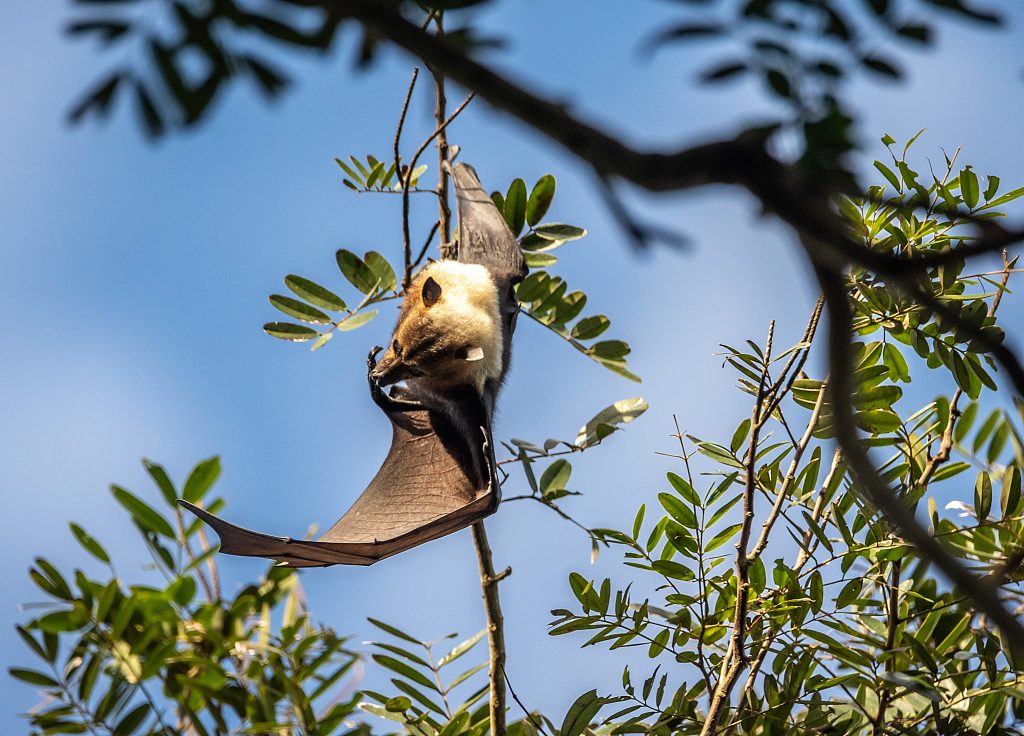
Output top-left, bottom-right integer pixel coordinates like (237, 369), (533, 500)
(394, 67), (419, 290)
(702, 322), (773, 736)
(472, 521), (508, 736)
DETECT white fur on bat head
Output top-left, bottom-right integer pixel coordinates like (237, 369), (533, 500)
(371, 260), (503, 395)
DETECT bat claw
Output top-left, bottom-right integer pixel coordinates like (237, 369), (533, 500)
(367, 346), (383, 372)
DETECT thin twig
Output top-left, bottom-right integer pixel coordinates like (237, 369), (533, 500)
(502, 664), (551, 736)
(394, 67), (420, 290)
(872, 558), (902, 734)
(411, 220), (441, 272)
(748, 381), (828, 562)
(701, 321), (774, 736)
(429, 15), (451, 247)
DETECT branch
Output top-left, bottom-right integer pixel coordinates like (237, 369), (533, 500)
(394, 67), (419, 290)
(701, 322), (773, 736)
(472, 521), (509, 736)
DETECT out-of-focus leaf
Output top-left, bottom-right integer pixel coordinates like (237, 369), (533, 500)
(69, 523), (110, 564)
(183, 456), (220, 503)
(110, 485), (175, 538)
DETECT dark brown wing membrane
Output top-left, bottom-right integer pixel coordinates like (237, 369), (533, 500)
(178, 383), (496, 567)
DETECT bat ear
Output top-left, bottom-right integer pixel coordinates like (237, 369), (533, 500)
(422, 276), (442, 308)
(463, 346), (485, 362)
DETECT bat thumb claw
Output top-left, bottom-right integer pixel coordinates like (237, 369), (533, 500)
(368, 346), (383, 365)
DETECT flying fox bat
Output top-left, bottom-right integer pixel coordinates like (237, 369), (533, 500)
(179, 161), (526, 566)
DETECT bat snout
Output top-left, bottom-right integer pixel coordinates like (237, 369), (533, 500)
(370, 354), (409, 386)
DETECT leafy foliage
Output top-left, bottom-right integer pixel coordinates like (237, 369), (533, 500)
(546, 141), (1024, 733)
(11, 457), (363, 736)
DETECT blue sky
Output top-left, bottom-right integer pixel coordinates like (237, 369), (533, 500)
(2, 0), (1024, 730)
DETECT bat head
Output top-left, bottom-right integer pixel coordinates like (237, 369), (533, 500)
(371, 261), (503, 394)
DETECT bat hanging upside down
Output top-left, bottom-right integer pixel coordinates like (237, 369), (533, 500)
(179, 161), (527, 566)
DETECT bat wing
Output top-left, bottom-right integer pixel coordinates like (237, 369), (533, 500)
(179, 379), (498, 567)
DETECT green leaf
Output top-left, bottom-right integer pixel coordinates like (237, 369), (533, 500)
(730, 418), (751, 453)
(540, 459), (572, 494)
(667, 472), (699, 505)
(883, 343), (910, 382)
(659, 493), (696, 528)
(385, 696), (412, 713)
(504, 178), (527, 236)
(111, 485), (175, 538)
(264, 322), (319, 341)
(836, 579), (861, 608)
(652, 560), (695, 580)
(575, 397), (647, 446)
(15, 626), (50, 662)
(571, 315), (611, 341)
(269, 294), (332, 324)
(336, 249), (379, 294)
(524, 252), (558, 269)
(183, 456), (220, 503)
(438, 629), (485, 667)
(8, 668), (60, 688)
(526, 174), (556, 226)
(853, 409), (901, 434)
(285, 275), (347, 311)
(69, 523), (110, 564)
(560, 690), (603, 736)
(142, 459), (177, 506)
(705, 523), (741, 553)
(372, 655), (438, 692)
(960, 167), (980, 209)
(534, 223), (587, 242)
(975, 471), (992, 521)
(1002, 466), (1021, 518)
(310, 332), (333, 351)
(337, 309), (378, 331)
(114, 703), (151, 735)
(364, 251), (398, 293)
(590, 340), (630, 360)
(980, 186), (1024, 210)
(984, 175), (1000, 201)
(367, 618), (422, 646)
(873, 161), (901, 192)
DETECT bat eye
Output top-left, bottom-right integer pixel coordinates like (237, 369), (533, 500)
(392, 339), (403, 358)
(408, 367), (424, 377)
